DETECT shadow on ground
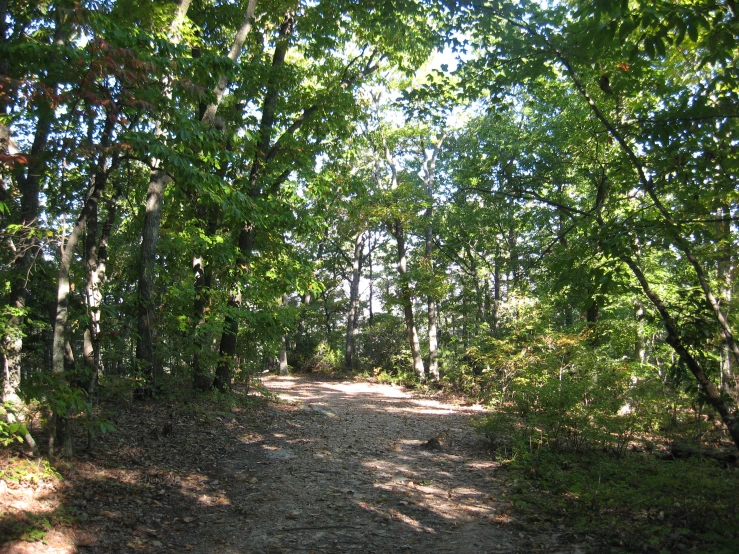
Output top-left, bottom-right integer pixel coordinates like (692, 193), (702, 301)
(1, 375), (575, 554)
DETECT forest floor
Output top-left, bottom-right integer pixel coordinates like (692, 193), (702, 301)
(1, 374), (585, 554)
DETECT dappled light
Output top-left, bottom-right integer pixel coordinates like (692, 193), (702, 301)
(3, 0), (739, 552)
(216, 375), (535, 552)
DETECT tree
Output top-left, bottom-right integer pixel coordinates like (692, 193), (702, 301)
(458, 0), (739, 448)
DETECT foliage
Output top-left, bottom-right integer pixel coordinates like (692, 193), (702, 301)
(292, 339), (343, 373)
(360, 314), (414, 375)
(0, 456), (61, 484)
(2, 0), (738, 467)
(488, 446), (739, 553)
(0, 404), (30, 447)
(0, 506), (75, 544)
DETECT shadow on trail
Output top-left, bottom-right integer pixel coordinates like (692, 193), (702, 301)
(212, 375), (527, 554)
(2, 376), (563, 554)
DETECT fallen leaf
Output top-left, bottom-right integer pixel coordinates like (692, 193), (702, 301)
(75, 531), (96, 546)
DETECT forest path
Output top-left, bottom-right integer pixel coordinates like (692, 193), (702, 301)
(210, 374), (532, 554)
(1, 375), (576, 554)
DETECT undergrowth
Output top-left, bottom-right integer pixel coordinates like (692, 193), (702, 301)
(0, 507), (75, 543)
(0, 456), (61, 484)
(476, 416), (739, 553)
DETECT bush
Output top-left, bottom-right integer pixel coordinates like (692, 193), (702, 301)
(360, 314), (412, 374)
(299, 340), (343, 372)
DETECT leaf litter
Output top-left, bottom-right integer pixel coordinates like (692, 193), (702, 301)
(1, 374), (583, 553)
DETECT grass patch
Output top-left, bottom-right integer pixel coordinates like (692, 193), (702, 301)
(0, 507), (74, 544)
(0, 456), (61, 484)
(479, 421), (739, 553)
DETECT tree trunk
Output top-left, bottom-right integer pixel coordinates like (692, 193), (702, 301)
(279, 336), (289, 375)
(51, 114), (116, 457)
(83, 191), (117, 449)
(321, 288), (334, 337)
(621, 253), (739, 450)
(368, 235), (375, 327)
(135, 170), (170, 383)
(420, 133), (445, 381)
(190, 3), (256, 390)
(2, 86), (55, 405)
(0, 73), (40, 460)
(213, 284), (242, 392)
(191, 251), (213, 391)
(214, 10), (293, 390)
(425, 221), (439, 381)
(134, 0), (198, 383)
(492, 255), (502, 332)
(507, 225), (519, 291)
(297, 291), (312, 339)
(715, 198), (735, 396)
(345, 232), (364, 370)
(634, 299), (646, 364)
(474, 275), (485, 324)
(5, 4), (71, 411)
(392, 220), (425, 380)
(278, 293), (289, 375)
(213, 224), (255, 391)
(586, 290), (599, 343)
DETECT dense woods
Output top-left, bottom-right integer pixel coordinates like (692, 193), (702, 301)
(1, 0), (738, 550)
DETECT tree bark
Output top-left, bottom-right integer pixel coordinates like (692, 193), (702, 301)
(51, 113), (116, 457)
(368, 234), (375, 327)
(134, 0), (198, 383)
(492, 254), (502, 332)
(621, 253), (739, 450)
(586, 285), (599, 343)
(82, 189), (117, 448)
(507, 225), (519, 292)
(214, 10), (294, 390)
(279, 335), (289, 375)
(134, 0), (195, 380)
(345, 232), (364, 370)
(191, 251), (213, 391)
(297, 291), (312, 339)
(279, 293), (290, 375)
(213, 284), (242, 392)
(392, 220), (426, 381)
(213, 7), (379, 388)
(189, 0), (257, 390)
(0, 0), (9, 209)
(2, 3), (70, 454)
(2, 78), (55, 405)
(715, 197), (735, 396)
(135, 169), (170, 383)
(420, 133), (445, 381)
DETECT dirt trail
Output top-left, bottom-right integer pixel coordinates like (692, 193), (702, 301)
(2, 375), (575, 554)
(218, 375), (523, 553)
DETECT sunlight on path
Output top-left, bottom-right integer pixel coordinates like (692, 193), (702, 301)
(253, 375), (529, 553)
